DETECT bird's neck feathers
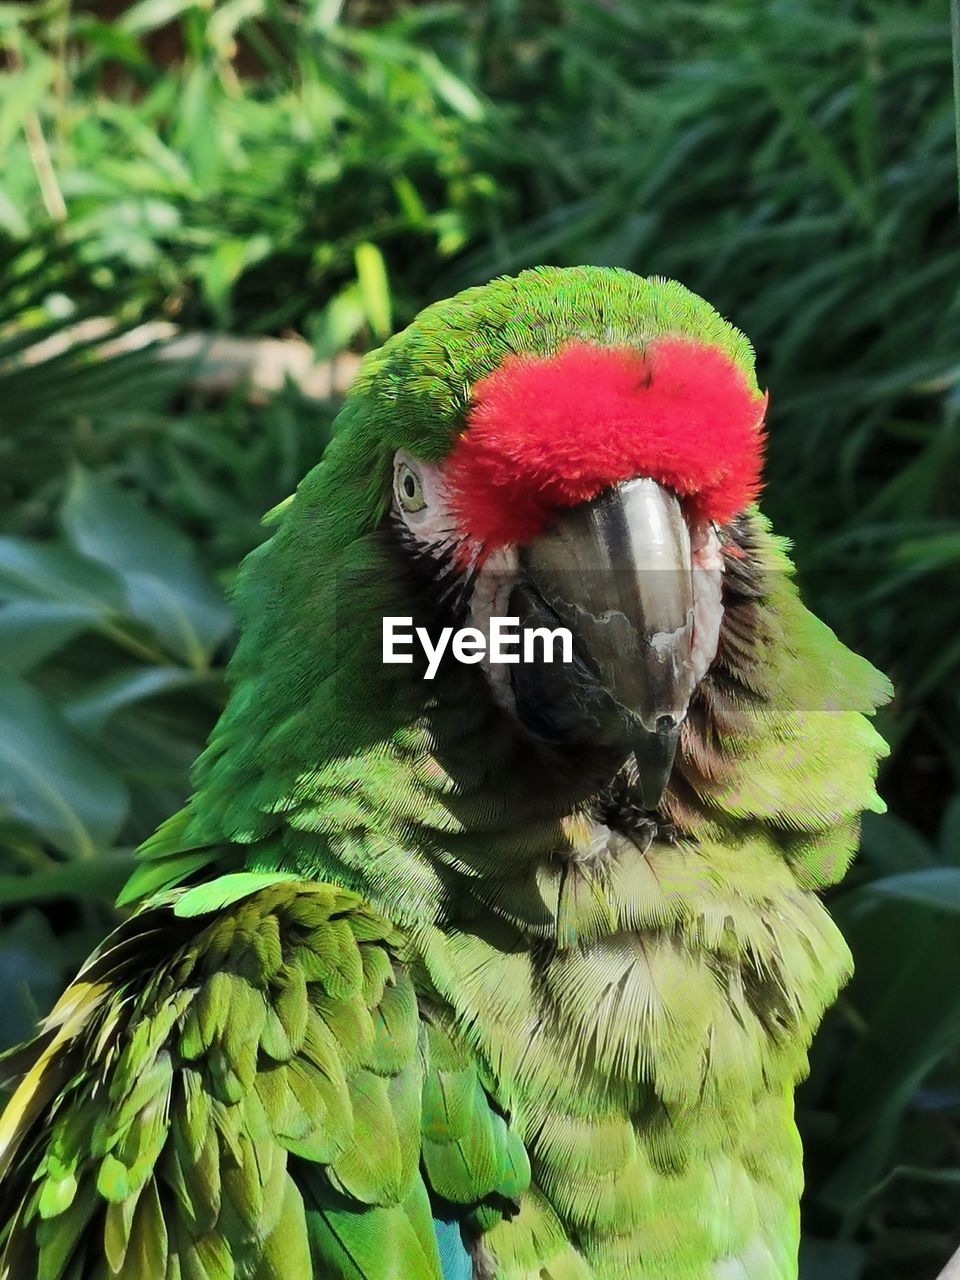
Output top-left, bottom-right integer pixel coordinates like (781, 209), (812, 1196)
(179, 464), (610, 925)
(160, 265), (891, 933)
(177, 476), (889, 941)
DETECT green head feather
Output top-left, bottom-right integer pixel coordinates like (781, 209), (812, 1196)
(179, 269), (763, 854)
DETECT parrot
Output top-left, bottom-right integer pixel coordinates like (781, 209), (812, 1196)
(0, 266), (891, 1280)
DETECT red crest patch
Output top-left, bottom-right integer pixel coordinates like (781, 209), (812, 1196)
(446, 338), (766, 549)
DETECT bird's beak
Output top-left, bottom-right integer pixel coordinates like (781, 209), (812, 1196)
(510, 477), (696, 809)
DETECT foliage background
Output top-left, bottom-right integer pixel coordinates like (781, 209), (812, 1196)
(0, 0), (958, 1275)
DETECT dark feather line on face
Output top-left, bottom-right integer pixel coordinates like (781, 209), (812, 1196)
(669, 513), (770, 820)
(386, 512), (479, 630)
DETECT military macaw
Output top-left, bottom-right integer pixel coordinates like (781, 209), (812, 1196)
(0, 267), (890, 1280)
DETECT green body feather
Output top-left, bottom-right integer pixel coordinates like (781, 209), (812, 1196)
(0, 267), (890, 1280)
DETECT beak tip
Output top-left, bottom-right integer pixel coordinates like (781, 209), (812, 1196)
(631, 720), (682, 812)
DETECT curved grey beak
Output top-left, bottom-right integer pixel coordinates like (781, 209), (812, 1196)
(513, 478), (696, 809)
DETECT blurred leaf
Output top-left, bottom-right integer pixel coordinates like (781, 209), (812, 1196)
(752, 48), (871, 225)
(72, 19), (152, 70)
(311, 283), (367, 359)
(0, 601), (99, 674)
(799, 1238), (864, 1280)
(857, 811), (936, 874)
(207, 0), (265, 51)
(0, 537), (125, 613)
(895, 533), (960, 569)
(0, 5), (34, 30)
(0, 911), (61, 1051)
(0, 56), (52, 155)
(0, 851), (134, 908)
(823, 902), (960, 1216)
(417, 50), (485, 121)
(939, 796), (960, 864)
(0, 675), (129, 858)
(200, 234), (272, 328)
(859, 868), (960, 914)
(61, 469), (232, 668)
(119, 0), (199, 36)
(64, 666), (215, 735)
(354, 242), (393, 342)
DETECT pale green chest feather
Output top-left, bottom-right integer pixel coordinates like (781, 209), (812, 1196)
(413, 821), (851, 1279)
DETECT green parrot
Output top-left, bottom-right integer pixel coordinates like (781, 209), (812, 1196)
(0, 267), (890, 1280)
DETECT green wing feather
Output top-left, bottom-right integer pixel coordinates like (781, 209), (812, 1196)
(420, 1022), (530, 1212)
(0, 876), (532, 1278)
(0, 879), (446, 1280)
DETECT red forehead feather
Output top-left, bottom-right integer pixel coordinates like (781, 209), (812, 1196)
(445, 338), (765, 548)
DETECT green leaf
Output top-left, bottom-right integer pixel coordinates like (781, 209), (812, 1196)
(416, 51), (485, 121)
(200, 233), (272, 328)
(311, 283), (367, 360)
(895, 532), (960, 570)
(799, 1238), (864, 1280)
(0, 851), (134, 908)
(0, 910), (62, 1051)
(207, 0), (266, 53)
(354, 242), (393, 342)
(0, 55), (53, 155)
(118, 0), (199, 36)
(63, 667), (216, 735)
(0, 601), (100, 674)
(0, 675), (129, 858)
(939, 796), (960, 865)
(0, 5), (35, 31)
(824, 904), (960, 1217)
(0, 537), (126, 613)
(857, 811), (936, 875)
(860, 868), (960, 915)
(72, 19), (152, 71)
(60, 469), (232, 668)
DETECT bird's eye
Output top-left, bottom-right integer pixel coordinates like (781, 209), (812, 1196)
(395, 461), (426, 514)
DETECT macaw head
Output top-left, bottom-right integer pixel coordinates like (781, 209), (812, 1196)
(181, 266), (885, 879)
(383, 319), (764, 812)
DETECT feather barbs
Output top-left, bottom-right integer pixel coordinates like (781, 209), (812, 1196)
(446, 338), (767, 549)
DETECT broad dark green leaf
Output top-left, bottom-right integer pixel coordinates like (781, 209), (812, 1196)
(0, 674), (129, 858)
(0, 849), (134, 908)
(856, 811), (936, 875)
(0, 601), (99, 674)
(799, 1238), (864, 1280)
(61, 469), (232, 668)
(823, 903), (960, 1217)
(0, 911), (61, 1051)
(859, 868), (960, 915)
(939, 796), (960, 865)
(64, 666), (215, 734)
(0, 537), (125, 613)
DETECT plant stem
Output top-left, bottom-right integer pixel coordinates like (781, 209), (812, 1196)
(6, 41), (67, 223)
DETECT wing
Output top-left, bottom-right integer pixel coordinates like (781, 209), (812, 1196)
(0, 875), (444, 1280)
